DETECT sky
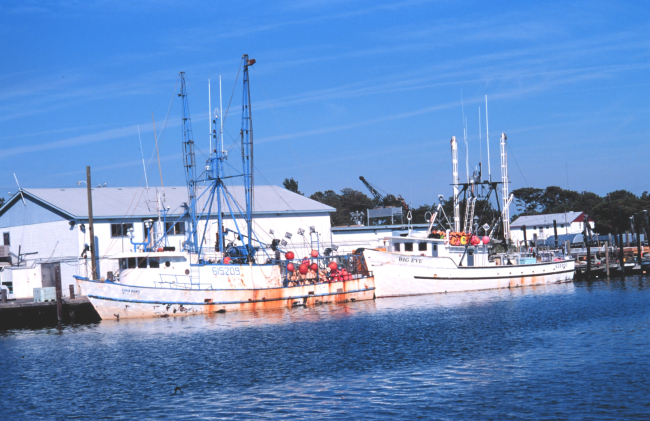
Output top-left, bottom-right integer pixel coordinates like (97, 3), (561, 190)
(1, 0), (649, 208)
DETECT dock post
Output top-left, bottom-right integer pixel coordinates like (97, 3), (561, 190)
(522, 225), (527, 252)
(1, 289), (6, 303)
(69, 285), (75, 300)
(618, 206), (625, 278)
(54, 264), (63, 323)
(634, 213), (643, 262)
(605, 241), (610, 277)
(584, 215), (591, 278)
(553, 220), (558, 250)
(86, 166), (99, 281)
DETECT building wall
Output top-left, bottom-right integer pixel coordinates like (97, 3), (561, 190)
(510, 220), (595, 244)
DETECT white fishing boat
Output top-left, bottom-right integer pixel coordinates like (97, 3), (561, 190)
(363, 130), (575, 297)
(75, 56), (375, 320)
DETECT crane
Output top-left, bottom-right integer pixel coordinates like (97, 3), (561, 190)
(358, 176), (409, 211)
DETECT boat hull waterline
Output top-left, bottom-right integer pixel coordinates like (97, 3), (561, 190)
(363, 249), (575, 297)
(76, 277), (375, 320)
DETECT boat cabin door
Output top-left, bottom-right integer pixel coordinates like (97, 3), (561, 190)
(431, 243), (439, 257)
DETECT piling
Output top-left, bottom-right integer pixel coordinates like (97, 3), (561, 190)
(86, 166), (98, 281)
(584, 215), (591, 277)
(54, 265), (63, 323)
(523, 225), (528, 252)
(635, 213), (643, 262)
(1, 289), (7, 303)
(618, 206), (625, 277)
(553, 220), (558, 249)
(605, 241), (610, 277)
(69, 285), (75, 300)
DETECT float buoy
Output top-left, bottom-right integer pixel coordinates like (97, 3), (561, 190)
(311, 250), (319, 258)
(287, 263), (295, 272)
(285, 251), (295, 260)
(299, 263), (309, 275)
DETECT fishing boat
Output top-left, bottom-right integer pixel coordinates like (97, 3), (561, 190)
(363, 134), (575, 297)
(75, 56), (375, 320)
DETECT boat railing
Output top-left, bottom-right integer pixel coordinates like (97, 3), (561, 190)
(156, 274), (213, 290)
(280, 254), (372, 286)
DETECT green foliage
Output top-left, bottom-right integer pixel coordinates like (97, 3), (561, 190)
(310, 188), (374, 226)
(511, 186), (650, 234)
(282, 178), (303, 196)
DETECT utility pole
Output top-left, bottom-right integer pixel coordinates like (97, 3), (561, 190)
(86, 166), (98, 280)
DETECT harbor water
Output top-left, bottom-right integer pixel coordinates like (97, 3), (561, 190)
(1, 276), (649, 420)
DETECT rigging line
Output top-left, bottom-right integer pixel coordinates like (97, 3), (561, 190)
(154, 76), (180, 160)
(506, 142), (529, 187)
(250, 67), (315, 193)
(223, 59), (242, 128)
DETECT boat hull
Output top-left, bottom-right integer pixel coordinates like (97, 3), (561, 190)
(76, 277), (375, 320)
(363, 249), (574, 297)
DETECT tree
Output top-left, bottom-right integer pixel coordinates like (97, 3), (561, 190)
(282, 178), (303, 196)
(310, 188), (373, 226)
(511, 187), (544, 215)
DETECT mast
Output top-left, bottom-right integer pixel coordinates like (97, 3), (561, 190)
(451, 136), (460, 232)
(500, 133), (510, 243)
(241, 55), (255, 261)
(180, 71), (199, 252)
(209, 78), (212, 154)
(219, 74), (224, 154)
(485, 95), (491, 182)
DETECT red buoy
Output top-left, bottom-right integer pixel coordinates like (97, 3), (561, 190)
(299, 263), (309, 275)
(482, 236), (490, 244)
(310, 250), (319, 258)
(285, 251), (295, 260)
(287, 263), (295, 272)
(310, 263), (318, 272)
(328, 262), (338, 271)
(470, 236), (480, 246)
(224, 257), (232, 264)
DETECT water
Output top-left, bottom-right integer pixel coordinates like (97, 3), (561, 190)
(2, 277), (649, 420)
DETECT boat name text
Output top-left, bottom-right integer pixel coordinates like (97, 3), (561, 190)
(399, 257), (423, 264)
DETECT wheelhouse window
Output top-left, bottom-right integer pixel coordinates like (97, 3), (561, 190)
(127, 257), (136, 269)
(165, 221), (185, 235)
(111, 223), (133, 237)
(137, 256), (147, 268)
(394, 243), (401, 252)
(149, 257), (160, 268)
(404, 242), (413, 252)
(2, 232), (9, 246)
(418, 242), (427, 251)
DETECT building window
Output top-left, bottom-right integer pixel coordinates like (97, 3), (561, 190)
(165, 221), (185, 235)
(111, 223), (133, 237)
(394, 243), (401, 252)
(418, 242), (427, 251)
(2, 232), (9, 246)
(405, 242), (413, 252)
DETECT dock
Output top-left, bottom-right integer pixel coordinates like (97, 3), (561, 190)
(0, 296), (99, 329)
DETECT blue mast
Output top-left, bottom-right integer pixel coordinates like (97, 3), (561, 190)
(180, 72), (199, 253)
(241, 55), (255, 262)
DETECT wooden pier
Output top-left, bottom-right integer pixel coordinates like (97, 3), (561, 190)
(0, 296), (99, 329)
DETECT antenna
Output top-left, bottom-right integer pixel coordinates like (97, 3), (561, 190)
(152, 112), (164, 193)
(219, 74), (224, 153)
(208, 78), (212, 153)
(137, 125), (149, 191)
(485, 95), (491, 182)
(461, 92), (469, 183)
(13, 173), (26, 206)
(478, 107), (482, 181)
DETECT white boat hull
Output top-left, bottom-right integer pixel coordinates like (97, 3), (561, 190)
(363, 249), (574, 297)
(76, 277), (375, 320)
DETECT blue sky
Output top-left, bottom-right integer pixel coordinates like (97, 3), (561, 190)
(1, 0), (649, 207)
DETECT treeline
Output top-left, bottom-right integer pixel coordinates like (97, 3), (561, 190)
(283, 178), (650, 234)
(511, 186), (650, 234)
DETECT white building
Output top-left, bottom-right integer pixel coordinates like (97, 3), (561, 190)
(0, 186), (334, 298)
(510, 211), (594, 246)
(331, 224), (430, 254)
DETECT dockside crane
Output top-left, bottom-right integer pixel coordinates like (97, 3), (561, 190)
(358, 176), (409, 211)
